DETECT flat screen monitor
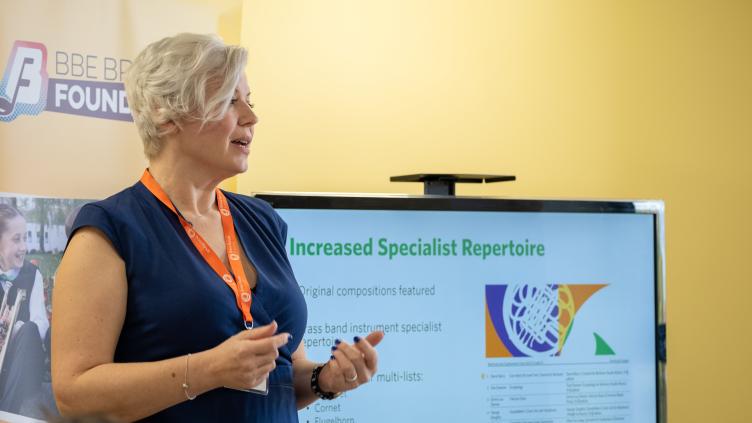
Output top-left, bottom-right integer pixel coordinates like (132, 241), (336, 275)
(256, 194), (667, 423)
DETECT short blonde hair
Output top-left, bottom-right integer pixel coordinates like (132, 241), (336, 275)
(124, 33), (248, 159)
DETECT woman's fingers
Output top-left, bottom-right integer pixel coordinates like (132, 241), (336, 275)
(252, 360), (276, 382)
(241, 321), (278, 340)
(244, 332), (289, 356)
(333, 341), (370, 384)
(218, 326), (289, 390)
(353, 333), (380, 373)
(241, 334), (289, 380)
(364, 330), (385, 348)
(342, 341), (370, 383)
(331, 349), (359, 385)
(319, 334), (383, 393)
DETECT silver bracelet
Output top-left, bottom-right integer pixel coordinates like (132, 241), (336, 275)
(182, 353), (197, 400)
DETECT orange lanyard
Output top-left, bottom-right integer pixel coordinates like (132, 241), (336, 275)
(140, 169), (253, 328)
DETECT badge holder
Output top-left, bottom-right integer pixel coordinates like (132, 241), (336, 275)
(229, 378), (269, 396)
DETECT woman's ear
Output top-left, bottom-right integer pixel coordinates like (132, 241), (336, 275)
(159, 120), (178, 136)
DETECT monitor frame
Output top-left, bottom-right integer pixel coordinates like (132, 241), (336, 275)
(255, 193), (667, 423)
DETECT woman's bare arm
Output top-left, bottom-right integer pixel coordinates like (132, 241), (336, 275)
(291, 343), (320, 409)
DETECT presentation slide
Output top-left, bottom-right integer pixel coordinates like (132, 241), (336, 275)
(278, 207), (657, 423)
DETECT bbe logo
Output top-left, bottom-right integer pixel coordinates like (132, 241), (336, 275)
(0, 41), (48, 121)
(0, 40), (132, 123)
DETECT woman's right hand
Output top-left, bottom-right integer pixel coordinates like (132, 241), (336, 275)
(208, 321), (290, 390)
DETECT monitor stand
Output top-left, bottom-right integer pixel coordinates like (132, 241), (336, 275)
(390, 174), (516, 196)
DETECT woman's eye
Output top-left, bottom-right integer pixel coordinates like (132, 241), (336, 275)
(230, 99), (253, 109)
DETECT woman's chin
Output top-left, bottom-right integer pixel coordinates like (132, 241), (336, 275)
(231, 159), (249, 174)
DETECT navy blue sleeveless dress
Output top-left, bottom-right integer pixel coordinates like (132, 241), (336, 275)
(69, 181), (307, 422)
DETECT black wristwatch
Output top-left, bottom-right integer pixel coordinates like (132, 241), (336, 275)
(311, 363), (342, 400)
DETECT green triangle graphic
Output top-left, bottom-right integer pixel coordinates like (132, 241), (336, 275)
(594, 332), (615, 355)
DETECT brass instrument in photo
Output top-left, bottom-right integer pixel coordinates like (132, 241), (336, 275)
(0, 288), (27, 374)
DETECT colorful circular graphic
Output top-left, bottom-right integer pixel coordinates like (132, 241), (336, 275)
(502, 284), (560, 356)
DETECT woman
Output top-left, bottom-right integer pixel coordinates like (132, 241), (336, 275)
(52, 33), (383, 422)
(0, 204), (49, 414)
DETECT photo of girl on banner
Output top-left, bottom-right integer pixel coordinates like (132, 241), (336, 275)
(0, 195), (89, 420)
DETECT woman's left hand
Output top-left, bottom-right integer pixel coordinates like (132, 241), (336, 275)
(318, 331), (384, 394)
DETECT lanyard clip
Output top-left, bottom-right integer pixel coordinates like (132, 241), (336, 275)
(244, 320), (254, 330)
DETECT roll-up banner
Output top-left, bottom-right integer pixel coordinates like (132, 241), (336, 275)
(0, 1), (241, 420)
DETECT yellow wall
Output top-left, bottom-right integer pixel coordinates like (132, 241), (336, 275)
(240, 1), (752, 421)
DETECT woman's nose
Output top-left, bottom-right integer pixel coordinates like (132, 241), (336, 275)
(239, 102), (258, 127)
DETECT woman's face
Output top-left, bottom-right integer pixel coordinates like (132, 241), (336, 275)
(0, 215), (28, 271)
(175, 74), (258, 179)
